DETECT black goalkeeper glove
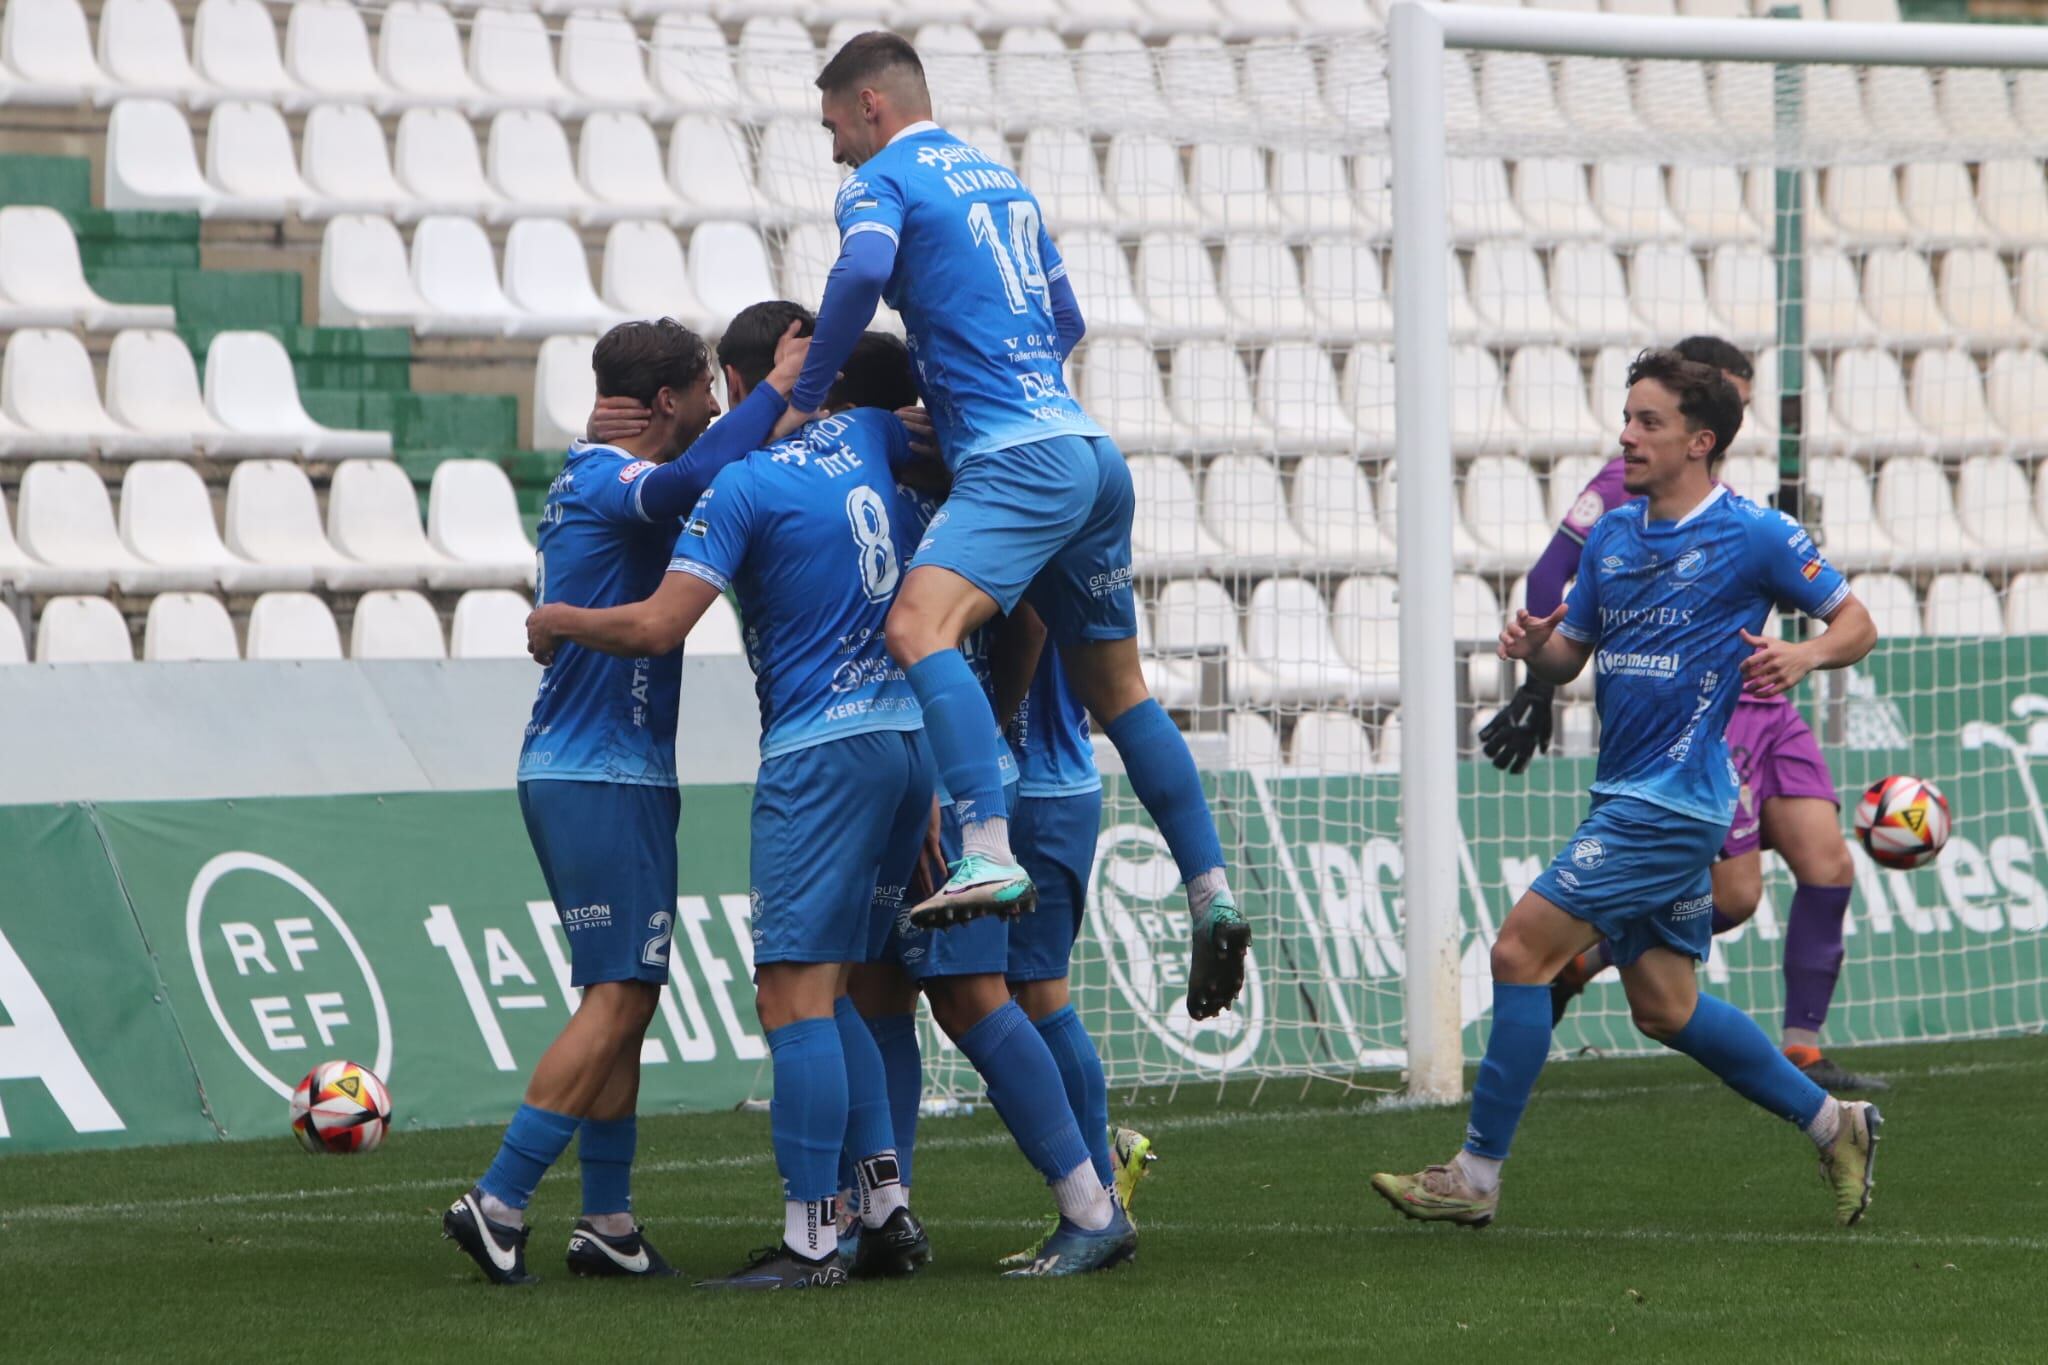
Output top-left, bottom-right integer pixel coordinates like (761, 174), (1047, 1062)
(1478, 676), (1556, 776)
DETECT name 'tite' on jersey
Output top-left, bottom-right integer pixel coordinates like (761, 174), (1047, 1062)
(834, 125), (1104, 466)
(520, 443), (685, 786)
(1557, 486), (1848, 826)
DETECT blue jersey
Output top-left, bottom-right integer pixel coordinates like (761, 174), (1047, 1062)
(668, 409), (925, 760)
(1007, 641), (1100, 798)
(1558, 486), (1849, 826)
(834, 124), (1103, 466)
(520, 443), (687, 786)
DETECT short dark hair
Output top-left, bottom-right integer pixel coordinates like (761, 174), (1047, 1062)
(816, 30), (925, 97)
(829, 331), (919, 412)
(592, 318), (709, 406)
(1625, 347), (1744, 466)
(716, 300), (815, 392)
(1673, 334), (1754, 384)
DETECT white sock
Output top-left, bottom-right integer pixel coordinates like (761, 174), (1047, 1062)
(1804, 1095), (1842, 1151)
(783, 1198), (838, 1261)
(478, 1191), (523, 1226)
(855, 1150), (909, 1229)
(1050, 1160), (1115, 1231)
(962, 815), (1013, 864)
(1188, 867), (1230, 921)
(1453, 1149), (1503, 1195)
(1783, 1027), (1821, 1051)
(582, 1211), (633, 1236)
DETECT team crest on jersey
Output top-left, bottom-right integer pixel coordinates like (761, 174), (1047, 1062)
(1570, 491), (1606, 528)
(618, 460), (654, 484)
(1571, 838), (1606, 870)
(1671, 548), (1708, 581)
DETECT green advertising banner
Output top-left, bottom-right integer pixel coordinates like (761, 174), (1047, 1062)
(3, 639), (2045, 1154)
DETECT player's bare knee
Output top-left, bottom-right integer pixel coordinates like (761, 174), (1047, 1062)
(1489, 931), (1549, 986)
(1631, 1001), (1690, 1042)
(883, 596), (941, 667)
(1014, 977), (1069, 1020)
(1801, 839), (1855, 889)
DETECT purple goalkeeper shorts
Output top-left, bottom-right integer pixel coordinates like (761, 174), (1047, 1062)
(1719, 698), (1840, 861)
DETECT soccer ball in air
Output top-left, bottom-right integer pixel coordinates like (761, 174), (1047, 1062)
(290, 1060), (393, 1154)
(1853, 775), (1951, 871)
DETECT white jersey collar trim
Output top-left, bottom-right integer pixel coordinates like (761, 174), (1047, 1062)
(888, 120), (940, 146)
(1646, 482), (1727, 528)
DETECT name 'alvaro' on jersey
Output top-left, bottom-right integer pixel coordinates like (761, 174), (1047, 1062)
(667, 408), (923, 760)
(1557, 485), (1849, 827)
(520, 442), (685, 786)
(834, 125), (1103, 465)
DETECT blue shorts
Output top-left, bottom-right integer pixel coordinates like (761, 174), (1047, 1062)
(519, 779), (680, 987)
(913, 435), (1136, 645)
(887, 780), (1020, 982)
(1006, 790), (1103, 983)
(751, 729), (934, 967)
(1529, 795), (1726, 968)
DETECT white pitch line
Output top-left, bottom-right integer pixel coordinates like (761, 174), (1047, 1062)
(6, 1052), (2040, 1227)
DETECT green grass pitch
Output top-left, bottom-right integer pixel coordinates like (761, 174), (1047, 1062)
(5, 1036), (2043, 1363)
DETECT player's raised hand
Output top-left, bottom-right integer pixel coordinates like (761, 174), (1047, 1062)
(1498, 602), (1569, 661)
(526, 606), (565, 666)
(586, 396), (650, 445)
(764, 320), (811, 394)
(1738, 627), (1814, 698)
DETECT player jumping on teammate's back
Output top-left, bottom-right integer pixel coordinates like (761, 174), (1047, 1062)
(529, 315), (941, 1293)
(1481, 335), (1884, 1093)
(780, 32), (1247, 1022)
(444, 317), (809, 1287)
(1374, 351), (1884, 1229)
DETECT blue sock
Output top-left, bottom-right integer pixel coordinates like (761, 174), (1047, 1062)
(1463, 982), (1553, 1161)
(906, 651), (1009, 828)
(479, 1103), (580, 1210)
(866, 1013), (922, 1186)
(1034, 1005), (1113, 1187)
(1103, 699), (1225, 883)
(955, 1000), (1092, 1183)
(1665, 992), (1828, 1126)
(578, 1116), (635, 1216)
(835, 997), (897, 1165)
(766, 1017), (847, 1201)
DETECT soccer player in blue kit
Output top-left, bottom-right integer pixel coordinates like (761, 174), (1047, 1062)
(1372, 350), (1887, 1229)
(528, 317), (936, 1291)
(780, 32), (1248, 1023)
(443, 316), (809, 1286)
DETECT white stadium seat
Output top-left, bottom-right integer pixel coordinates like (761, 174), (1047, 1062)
(1220, 236), (1313, 340)
(755, 119), (844, 223)
(34, 596), (133, 663)
(1976, 158), (2048, 248)
(450, 589), (533, 658)
(394, 108), (506, 219)
(579, 112), (688, 223)
(1344, 342), (1398, 455)
(1907, 348), (2003, 455)
(1255, 344), (1353, 454)
(17, 460), (212, 593)
(1447, 157), (1521, 244)
(3, 328), (187, 459)
(1139, 233), (1231, 341)
(192, 0), (307, 109)
(648, 14), (738, 113)
(4, 0), (108, 105)
(734, 16), (818, 119)
(1224, 711), (1282, 776)
(1201, 454), (1309, 569)
(2007, 573), (2048, 635)
(427, 460), (536, 587)
(1637, 58), (1718, 140)
(1329, 574), (1402, 699)
(1152, 577), (1237, 688)
(1847, 572), (1919, 637)
(1303, 241), (1391, 340)
(1449, 344), (1522, 456)
(1135, 595), (1199, 709)
(379, 0), (498, 112)
(2022, 248), (2048, 334)
(468, 7), (577, 113)
(1548, 243), (1633, 345)
(1665, 164), (1757, 246)
(203, 100), (314, 221)
(320, 214), (435, 330)
(1272, 148), (1360, 240)
(1921, 572), (2003, 637)
(1590, 161), (1683, 244)
(1020, 129), (1113, 233)
(1803, 246), (1875, 348)
(1628, 241), (1722, 340)
(1462, 455), (1551, 572)
(1823, 165), (1911, 246)
(245, 590), (343, 659)
(915, 22), (994, 115)
(1546, 452), (1609, 526)
(687, 222), (779, 326)
(666, 117), (759, 223)
(1469, 242), (1562, 345)
(205, 330), (392, 458)
(350, 589), (447, 659)
(1080, 340), (1186, 453)
(1507, 344), (1605, 456)
(1077, 32), (1170, 128)
(330, 459), (501, 590)
(1955, 454), (2047, 572)
(143, 592), (239, 661)
(502, 218), (627, 335)
(1107, 134), (1202, 234)
(1941, 67), (2022, 143)
(283, 0), (390, 106)
(0, 207), (173, 331)
(1900, 162), (1993, 247)
(1480, 52), (1569, 141)
(1986, 348), (2048, 446)
(120, 460), (313, 592)
(1129, 457), (1225, 573)
(1804, 65), (1874, 145)
(97, 0), (212, 107)
(1171, 341), (1272, 452)
(1241, 577), (1368, 705)
(602, 221), (711, 330)
(993, 27), (1085, 130)
(1935, 248), (2029, 349)
(533, 334), (597, 452)
(487, 109), (597, 221)
(776, 221), (841, 310)
(104, 97), (219, 215)
(1289, 710), (1376, 773)
(1806, 456), (1895, 571)
(1512, 159), (1603, 243)
(1745, 346), (1842, 456)
(1191, 143), (1280, 237)
(1829, 347), (1931, 458)
(1354, 154), (1394, 242)
(1058, 230), (1149, 338)
(0, 483), (118, 594)
(1292, 454), (1394, 572)
(1860, 247), (1950, 349)
(226, 460), (405, 591)
(408, 214), (522, 335)
(303, 105), (418, 220)
(1558, 56), (1637, 137)
(1160, 33), (1247, 127)
(1875, 454), (1972, 572)
(1705, 243), (1773, 350)
(1864, 67), (1947, 147)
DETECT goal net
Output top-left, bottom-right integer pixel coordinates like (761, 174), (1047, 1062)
(736, 8), (2048, 1103)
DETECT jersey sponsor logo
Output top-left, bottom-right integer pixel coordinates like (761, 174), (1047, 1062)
(1596, 648), (1681, 679)
(1570, 491), (1606, 528)
(1600, 604), (1693, 628)
(1671, 893), (1715, 920)
(562, 902), (613, 931)
(1555, 867), (1581, 889)
(618, 460), (655, 484)
(829, 654), (906, 693)
(1571, 838), (1606, 869)
(1600, 554), (1626, 574)
(1088, 564), (1134, 599)
(683, 517), (709, 538)
(1801, 559), (1823, 581)
(912, 142), (997, 172)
